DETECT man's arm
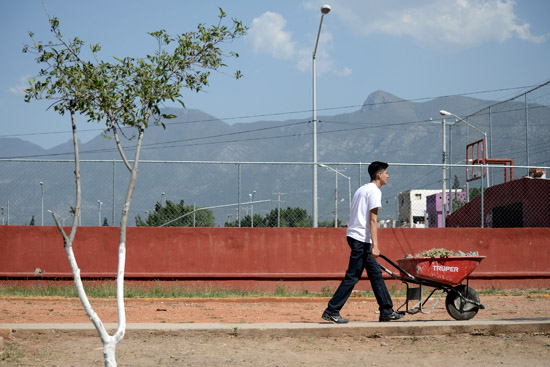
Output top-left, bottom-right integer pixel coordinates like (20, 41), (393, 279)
(369, 207), (379, 257)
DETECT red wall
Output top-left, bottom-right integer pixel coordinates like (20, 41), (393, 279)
(1, 226), (549, 291)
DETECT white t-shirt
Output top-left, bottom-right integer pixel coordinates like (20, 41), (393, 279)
(346, 182), (382, 243)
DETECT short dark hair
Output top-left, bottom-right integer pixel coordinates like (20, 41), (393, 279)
(368, 161), (389, 181)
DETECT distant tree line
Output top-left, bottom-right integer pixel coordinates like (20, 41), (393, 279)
(136, 200), (215, 227)
(136, 201), (341, 228)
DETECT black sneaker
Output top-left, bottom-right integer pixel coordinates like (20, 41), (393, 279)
(379, 310), (405, 322)
(322, 310), (349, 324)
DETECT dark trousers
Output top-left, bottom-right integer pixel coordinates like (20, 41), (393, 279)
(326, 237), (393, 314)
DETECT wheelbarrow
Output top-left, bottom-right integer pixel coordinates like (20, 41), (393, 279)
(378, 254), (486, 320)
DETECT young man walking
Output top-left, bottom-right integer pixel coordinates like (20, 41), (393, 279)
(322, 161), (404, 323)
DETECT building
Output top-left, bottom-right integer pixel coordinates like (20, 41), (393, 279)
(398, 189), (442, 228)
(447, 177), (550, 227)
(426, 191), (466, 228)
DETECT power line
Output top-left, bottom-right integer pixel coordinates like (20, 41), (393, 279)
(3, 82), (549, 159)
(2, 83), (544, 140)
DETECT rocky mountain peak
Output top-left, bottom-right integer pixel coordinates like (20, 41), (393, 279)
(361, 90), (404, 111)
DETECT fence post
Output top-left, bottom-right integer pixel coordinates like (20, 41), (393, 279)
(525, 94), (530, 176)
(112, 160), (116, 226)
(237, 163), (241, 228)
(480, 170), (484, 228)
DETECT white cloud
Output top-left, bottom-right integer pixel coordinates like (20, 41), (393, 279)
(297, 31), (333, 73)
(9, 75), (30, 96)
(328, 0), (548, 49)
(248, 10), (351, 77)
(247, 11), (296, 60)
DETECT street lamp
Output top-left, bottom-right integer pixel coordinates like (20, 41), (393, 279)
(440, 110), (489, 228)
(161, 192), (165, 205)
(428, 117), (448, 227)
(249, 190), (256, 227)
(319, 164), (351, 227)
(440, 110), (489, 186)
(312, 4), (331, 228)
(98, 200), (103, 226)
(40, 181), (44, 226)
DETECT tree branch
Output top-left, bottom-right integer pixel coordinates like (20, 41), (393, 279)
(112, 124), (132, 171)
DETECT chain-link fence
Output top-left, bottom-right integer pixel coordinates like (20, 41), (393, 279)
(2, 82), (549, 228)
(436, 80), (550, 228)
(0, 159), (548, 228)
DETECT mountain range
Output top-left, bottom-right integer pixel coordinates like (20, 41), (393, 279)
(1, 90), (548, 226)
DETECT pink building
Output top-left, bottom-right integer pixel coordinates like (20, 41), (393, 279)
(426, 192), (467, 228)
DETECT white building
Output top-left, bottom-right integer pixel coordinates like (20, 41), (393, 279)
(398, 189), (442, 228)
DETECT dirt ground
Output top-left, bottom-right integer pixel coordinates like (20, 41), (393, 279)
(1, 294), (550, 366)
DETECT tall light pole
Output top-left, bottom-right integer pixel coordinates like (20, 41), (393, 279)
(98, 200), (103, 226)
(440, 110), (489, 228)
(441, 118), (448, 227)
(440, 110), (489, 187)
(249, 190), (256, 227)
(320, 164), (351, 226)
(312, 4), (331, 228)
(40, 181), (44, 226)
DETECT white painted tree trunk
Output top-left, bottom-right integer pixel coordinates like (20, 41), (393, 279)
(50, 112), (144, 366)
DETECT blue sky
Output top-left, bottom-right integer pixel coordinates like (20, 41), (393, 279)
(1, 0), (549, 149)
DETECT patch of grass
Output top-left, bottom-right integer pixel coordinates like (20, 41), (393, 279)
(477, 287), (550, 296)
(1, 282), (547, 299)
(0, 282), (322, 299)
(319, 285), (333, 297)
(1, 340), (26, 364)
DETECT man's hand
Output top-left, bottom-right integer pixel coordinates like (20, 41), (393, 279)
(371, 244), (380, 258)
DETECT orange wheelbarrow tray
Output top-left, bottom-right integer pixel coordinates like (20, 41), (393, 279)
(378, 254), (486, 321)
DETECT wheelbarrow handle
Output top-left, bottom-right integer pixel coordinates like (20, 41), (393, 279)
(378, 254), (416, 280)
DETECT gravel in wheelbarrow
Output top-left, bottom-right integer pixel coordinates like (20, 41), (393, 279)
(396, 256), (486, 286)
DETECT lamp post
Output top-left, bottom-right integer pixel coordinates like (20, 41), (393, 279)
(319, 164), (351, 226)
(40, 181), (44, 226)
(428, 118), (448, 227)
(249, 190), (256, 227)
(440, 110), (489, 228)
(440, 110), (489, 186)
(161, 192), (165, 205)
(98, 200), (103, 226)
(312, 4), (331, 228)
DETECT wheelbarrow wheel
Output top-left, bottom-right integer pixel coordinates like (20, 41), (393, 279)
(445, 285), (480, 320)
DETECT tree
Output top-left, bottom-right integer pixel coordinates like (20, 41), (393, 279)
(451, 175), (465, 211)
(102, 217), (109, 226)
(318, 219), (342, 228)
(469, 187), (486, 201)
(275, 207), (312, 227)
(452, 175), (461, 190)
(29, 215), (35, 226)
(136, 200), (215, 227)
(234, 213), (267, 228)
(24, 9), (245, 366)
(225, 207), (313, 227)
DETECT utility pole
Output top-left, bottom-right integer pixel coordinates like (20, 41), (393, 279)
(272, 192), (286, 227)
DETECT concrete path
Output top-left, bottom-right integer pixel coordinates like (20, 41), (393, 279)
(2, 318), (549, 338)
